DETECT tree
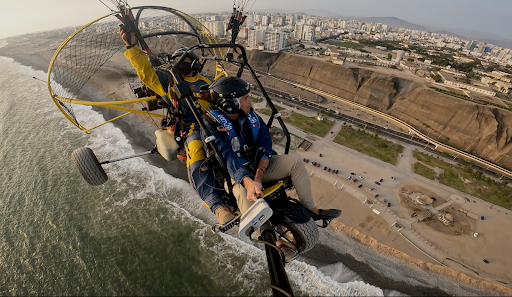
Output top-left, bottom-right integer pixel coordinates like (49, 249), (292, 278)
(387, 53), (392, 60)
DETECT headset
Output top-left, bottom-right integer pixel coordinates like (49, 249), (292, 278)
(170, 48), (203, 75)
(217, 97), (241, 114)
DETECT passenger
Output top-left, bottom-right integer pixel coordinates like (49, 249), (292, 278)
(119, 29), (235, 224)
(203, 76), (341, 221)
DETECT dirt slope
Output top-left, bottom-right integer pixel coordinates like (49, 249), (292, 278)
(247, 51), (512, 168)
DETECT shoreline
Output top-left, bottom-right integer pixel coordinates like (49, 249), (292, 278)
(1, 36), (508, 296)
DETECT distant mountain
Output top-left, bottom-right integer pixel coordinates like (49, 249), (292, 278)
(433, 30), (467, 39)
(442, 28), (512, 48)
(347, 16), (427, 31)
(300, 9), (341, 18)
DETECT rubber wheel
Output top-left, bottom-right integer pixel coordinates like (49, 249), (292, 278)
(277, 217), (319, 262)
(71, 147), (108, 186)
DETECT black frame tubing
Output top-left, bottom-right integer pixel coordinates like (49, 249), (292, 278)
(184, 43), (291, 154)
(170, 44), (294, 296)
(260, 222), (294, 297)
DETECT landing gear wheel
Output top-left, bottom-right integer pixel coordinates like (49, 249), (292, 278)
(71, 147), (108, 186)
(277, 217), (319, 262)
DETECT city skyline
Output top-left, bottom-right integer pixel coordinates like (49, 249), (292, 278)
(1, 0), (511, 42)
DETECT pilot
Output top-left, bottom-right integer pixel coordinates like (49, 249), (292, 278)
(202, 76), (342, 220)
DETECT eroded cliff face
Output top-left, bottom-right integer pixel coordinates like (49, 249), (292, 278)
(247, 51), (512, 168)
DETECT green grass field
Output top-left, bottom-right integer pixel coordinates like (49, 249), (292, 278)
(325, 40), (365, 49)
(255, 109), (333, 136)
(334, 126), (404, 165)
(256, 108), (273, 116)
(413, 162), (436, 180)
(250, 96), (263, 103)
(284, 112), (334, 137)
(413, 151), (512, 210)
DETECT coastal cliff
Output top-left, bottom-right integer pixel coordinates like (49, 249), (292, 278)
(247, 50), (512, 168)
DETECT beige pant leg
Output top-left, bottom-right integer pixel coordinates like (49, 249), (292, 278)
(228, 155), (316, 215)
(262, 155), (316, 210)
(227, 181), (255, 215)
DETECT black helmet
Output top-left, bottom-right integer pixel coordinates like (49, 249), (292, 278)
(170, 48), (202, 75)
(170, 47), (199, 61)
(209, 77), (250, 114)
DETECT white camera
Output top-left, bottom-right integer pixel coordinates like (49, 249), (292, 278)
(238, 199), (273, 239)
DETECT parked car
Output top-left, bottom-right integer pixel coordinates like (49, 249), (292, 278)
(319, 153), (322, 157)
(375, 181), (381, 185)
(316, 164), (320, 168)
(369, 188), (374, 191)
(358, 175), (363, 179)
(353, 179), (358, 183)
(387, 202), (391, 207)
(350, 172), (355, 175)
(324, 166), (327, 170)
(374, 194), (379, 198)
(328, 168), (331, 172)
(347, 175), (352, 180)
(380, 178), (384, 182)
(358, 184), (362, 188)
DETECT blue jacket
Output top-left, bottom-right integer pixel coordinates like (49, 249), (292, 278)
(204, 109), (274, 185)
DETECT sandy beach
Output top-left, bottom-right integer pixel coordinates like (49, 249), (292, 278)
(2, 33), (512, 296)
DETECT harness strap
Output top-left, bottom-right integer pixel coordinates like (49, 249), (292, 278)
(208, 110), (260, 157)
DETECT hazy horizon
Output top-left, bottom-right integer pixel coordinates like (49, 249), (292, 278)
(1, 0), (511, 42)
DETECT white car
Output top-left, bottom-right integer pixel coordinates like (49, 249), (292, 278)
(358, 175), (363, 179)
(369, 188), (374, 191)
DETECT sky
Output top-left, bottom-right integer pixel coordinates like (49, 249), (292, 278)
(1, 0), (511, 41)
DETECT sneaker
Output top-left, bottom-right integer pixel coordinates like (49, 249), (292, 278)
(310, 209), (342, 221)
(215, 206), (236, 225)
(277, 242), (299, 263)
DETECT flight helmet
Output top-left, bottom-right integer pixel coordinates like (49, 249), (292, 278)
(209, 77), (250, 114)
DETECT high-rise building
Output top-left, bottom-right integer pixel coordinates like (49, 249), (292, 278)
(204, 21), (225, 37)
(466, 40), (478, 51)
(264, 31), (287, 51)
(248, 29), (265, 48)
(246, 14), (255, 27)
(301, 24), (316, 41)
(261, 15), (269, 26)
(276, 15), (285, 27)
(294, 24), (303, 39)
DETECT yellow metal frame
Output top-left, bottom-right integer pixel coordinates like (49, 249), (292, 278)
(47, 7), (228, 134)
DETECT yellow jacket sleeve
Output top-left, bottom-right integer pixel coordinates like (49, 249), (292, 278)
(124, 46), (167, 96)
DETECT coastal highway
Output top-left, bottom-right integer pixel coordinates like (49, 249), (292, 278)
(257, 72), (512, 180)
(252, 88), (437, 150)
(256, 87), (510, 181)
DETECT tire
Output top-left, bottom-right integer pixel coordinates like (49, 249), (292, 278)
(71, 147), (108, 186)
(277, 217), (319, 262)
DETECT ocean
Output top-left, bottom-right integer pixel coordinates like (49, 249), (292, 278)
(0, 50), (386, 295)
